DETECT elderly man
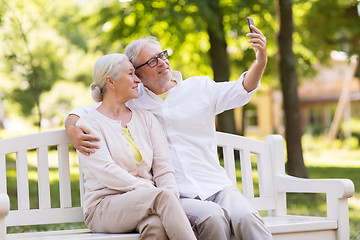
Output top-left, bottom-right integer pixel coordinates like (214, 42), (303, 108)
(65, 25), (272, 240)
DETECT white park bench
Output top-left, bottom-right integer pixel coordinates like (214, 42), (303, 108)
(0, 129), (354, 240)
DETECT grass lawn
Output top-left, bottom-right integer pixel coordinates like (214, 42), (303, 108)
(4, 145), (360, 239)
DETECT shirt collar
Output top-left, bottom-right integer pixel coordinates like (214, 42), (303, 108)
(171, 71), (183, 83)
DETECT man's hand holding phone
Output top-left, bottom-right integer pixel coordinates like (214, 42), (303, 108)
(247, 17), (255, 33)
(246, 17), (267, 65)
(241, 17), (268, 93)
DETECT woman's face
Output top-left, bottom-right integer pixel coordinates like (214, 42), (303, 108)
(112, 59), (141, 101)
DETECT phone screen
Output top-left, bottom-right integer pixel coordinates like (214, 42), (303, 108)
(247, 17), (255, 33)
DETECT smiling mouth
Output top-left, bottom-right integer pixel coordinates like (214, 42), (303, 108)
(158, 68), (169, 74)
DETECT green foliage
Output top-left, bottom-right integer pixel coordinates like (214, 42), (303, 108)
(298, 0), (360, 63)
(40, 80), (94, 125)
(344, 118), (360, 141)
(6, 42), (64, 116)
(0, 0), (358, 134)
(0, 0), (96, 127)
(304, 123), (328, 136)
(83, 0), (277, 82)
(0, 0), (63, 122)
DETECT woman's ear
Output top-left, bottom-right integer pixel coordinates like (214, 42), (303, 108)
(106, 76), (115, 89)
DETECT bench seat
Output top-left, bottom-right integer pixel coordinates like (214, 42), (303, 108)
(5, 215), (337, 240)
(264, 215), (337, 239)
(0, 129), (354, 240)
(6, 229), (140, 240)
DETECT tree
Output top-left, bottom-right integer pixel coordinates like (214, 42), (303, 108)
(192, 0), (235, 133)
(276, 0), (308, 178)
(0, 0), (96, 130)
(0, 0), (64, 130)
(85, 0), (277, 134)
(299, 0), (360, 61)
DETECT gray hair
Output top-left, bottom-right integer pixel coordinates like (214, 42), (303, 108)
(124, 36), (161, 66)
(91, 53), (128, 102)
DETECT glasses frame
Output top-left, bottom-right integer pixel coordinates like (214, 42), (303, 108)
(135, 50), (168, 70)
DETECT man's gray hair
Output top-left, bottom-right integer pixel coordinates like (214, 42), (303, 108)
(124, 36), (161, 66)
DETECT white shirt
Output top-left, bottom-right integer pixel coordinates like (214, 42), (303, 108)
(66, 71), (259, 200)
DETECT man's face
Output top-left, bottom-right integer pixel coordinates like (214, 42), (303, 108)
(134, 43), (172, 90)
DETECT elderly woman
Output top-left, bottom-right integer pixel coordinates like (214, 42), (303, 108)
(76, 53), (196, 240)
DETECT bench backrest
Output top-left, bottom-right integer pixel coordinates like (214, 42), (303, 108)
(0, 130), (83, 227)
(216, 132), (277, 211)
(0, 129), (279, 228)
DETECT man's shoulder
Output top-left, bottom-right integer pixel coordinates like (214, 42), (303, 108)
(172, 71), (212, 84)
(183, 75), (213, 86)
(76, 110), (98, 125)
(185, 75), (211, 81)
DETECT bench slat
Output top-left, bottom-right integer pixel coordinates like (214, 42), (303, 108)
(249, 197), (276, 211)
(0, 130), (70, 155)
(257, 150), (275, 198)
(37, 146), (51, 209)
(58, 144), (72, 208)
(0, 155), (6, 193)
(223, 146), (236, 185)
(16, 150), (30, 210)
(263, 215), (337, 233)
(239, 150), (254, 198)
(6, 229), (140, 240)
(6, 207), (84, 226)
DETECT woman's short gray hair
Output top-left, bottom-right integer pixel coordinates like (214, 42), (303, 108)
(91, 53), (128, 102)
(124, 36), (161, 66)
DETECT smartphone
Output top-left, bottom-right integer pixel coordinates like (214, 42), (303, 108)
(247, 17), (255, 33)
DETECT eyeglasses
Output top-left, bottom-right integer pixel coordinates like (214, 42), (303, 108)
(135, 50), (168, 70)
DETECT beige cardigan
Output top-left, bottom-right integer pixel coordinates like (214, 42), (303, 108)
(76, 108), (178, 214)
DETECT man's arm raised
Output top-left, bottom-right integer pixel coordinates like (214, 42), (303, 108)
(65, 114), (100, 156)
(243, 25), (268, 92)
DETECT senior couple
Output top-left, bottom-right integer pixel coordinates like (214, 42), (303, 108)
(65, 24), (272, 240)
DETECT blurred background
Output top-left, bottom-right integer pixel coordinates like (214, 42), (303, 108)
(0, 0), (359, 238)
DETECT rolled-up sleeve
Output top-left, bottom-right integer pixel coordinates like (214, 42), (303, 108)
(63, 103), (101, 125)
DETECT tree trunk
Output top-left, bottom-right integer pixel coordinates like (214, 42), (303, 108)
(276, 0), (308, 178)
(207, 0), (237, 134)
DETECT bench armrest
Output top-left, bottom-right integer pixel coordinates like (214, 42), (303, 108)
(275, 174), (354, 229)
(275, 175), (354, 199)
(0, 193), (9, 218)
(0, 193), (10, 237)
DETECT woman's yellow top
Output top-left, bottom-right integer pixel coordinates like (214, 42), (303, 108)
(122, 128), (142, 165)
